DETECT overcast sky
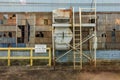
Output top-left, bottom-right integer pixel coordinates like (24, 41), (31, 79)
(0, 0), (120, 3)
(0, 0), (120, 12)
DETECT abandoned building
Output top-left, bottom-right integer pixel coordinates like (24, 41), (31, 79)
(0, 0), (120, 70)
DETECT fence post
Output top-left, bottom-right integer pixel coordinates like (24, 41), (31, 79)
(30, 48), (33, 66)
(8, 48), (10, 66)
(48, 48), (51, 66)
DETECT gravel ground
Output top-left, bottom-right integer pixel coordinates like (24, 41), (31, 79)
(0, 66), (120, 80)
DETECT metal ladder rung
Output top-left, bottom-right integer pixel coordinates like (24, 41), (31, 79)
(75, 26), (80, 27)
(75, 34), (80, 35)
(75, 30), (80, 31)
(75, 35), (80, 36)
(81, 15), (96, 17)
(75, 57), (80, 59)
(75, 61), (81, 63)
(75, 39), (80, 40)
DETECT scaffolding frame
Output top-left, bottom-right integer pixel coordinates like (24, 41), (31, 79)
(52, 0), (97, 70)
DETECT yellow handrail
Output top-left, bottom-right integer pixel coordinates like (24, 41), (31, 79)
(0, 47), (51, 66)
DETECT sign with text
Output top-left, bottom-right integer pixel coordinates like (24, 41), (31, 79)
(35, 44), (47, 53)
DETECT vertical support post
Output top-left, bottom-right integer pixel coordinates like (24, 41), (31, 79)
(89, 29), (92, 54)
(16, 14), (18, 47)
(52, 9), (55, 69)
(8, 48), (10, 66)
(34, 14), (36, 47)
(30, 48), (33, 66)
(72, 7), (76, 69)
(79, 8), (82, 69)
(94, 36), (97, 67)
(48, 48), (51, 66)
(89, 29), (93, 63)
(52, 26), (55, 69)
(94, 0), (97, 67)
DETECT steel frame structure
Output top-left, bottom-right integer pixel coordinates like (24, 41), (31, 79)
(52, 0), (97, 70)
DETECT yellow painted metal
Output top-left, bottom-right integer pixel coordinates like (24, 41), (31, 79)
(0, 48), (50, 50)
(30, 48), (33, 66)
(8, 48), (10, 66)
(10, 57), (30, 59)
(48, 48), (51, 66)
(0, 47), (51, 66)
(0, 57), (8, 59)
(32, 57), (50, 59)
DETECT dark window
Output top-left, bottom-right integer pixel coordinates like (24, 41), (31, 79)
(44, 19), (48, 25)
(36, 31), (44, 38)
(12, 14), (16, 17)
(8, 32), (12, 37)
(111, 28), (116, 42)
(17, 25), (25, 43)
(89, 18), (95, 23)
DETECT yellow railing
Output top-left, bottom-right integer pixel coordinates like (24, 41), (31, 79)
(0, 48), (51, 66)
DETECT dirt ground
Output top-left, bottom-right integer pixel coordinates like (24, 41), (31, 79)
(0, 66), (120, 80)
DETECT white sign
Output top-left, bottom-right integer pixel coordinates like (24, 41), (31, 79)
(35, 44), (47, 53)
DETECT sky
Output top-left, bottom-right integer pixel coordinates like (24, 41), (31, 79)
(0, 0), (120, 12)
(0, 0), (120, 3)
(0, 0), (119, 3)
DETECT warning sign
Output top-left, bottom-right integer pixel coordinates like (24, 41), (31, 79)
(35, 44), (47, 53)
